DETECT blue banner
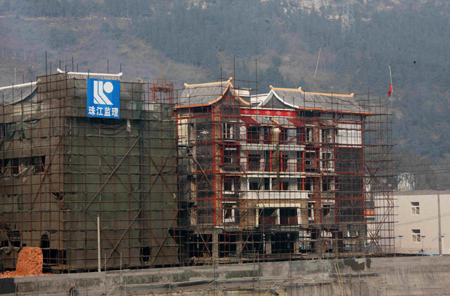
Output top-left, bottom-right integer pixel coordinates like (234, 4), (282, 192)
(87, 78), (120, 118)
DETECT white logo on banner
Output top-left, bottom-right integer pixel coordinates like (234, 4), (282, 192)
(93, 80), (114, 105)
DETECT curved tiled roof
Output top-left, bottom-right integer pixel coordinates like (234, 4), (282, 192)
(176, 78), (250, 108)
(260, 86), (368, 114)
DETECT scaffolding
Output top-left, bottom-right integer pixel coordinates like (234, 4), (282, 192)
(0, 71), (180, 272)
(0, 70), (393, 272)
(176, 78), (394, 264)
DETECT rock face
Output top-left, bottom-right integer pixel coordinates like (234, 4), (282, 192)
(1, 247), (44, 278)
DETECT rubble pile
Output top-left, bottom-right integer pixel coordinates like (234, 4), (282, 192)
(1, 247), (45, 278)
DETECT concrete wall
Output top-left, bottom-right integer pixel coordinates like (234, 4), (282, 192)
(5, 256), (450, 296)
(395, 190), (450, 254)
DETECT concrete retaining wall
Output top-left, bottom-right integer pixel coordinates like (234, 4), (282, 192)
(4, 256), (450, 296)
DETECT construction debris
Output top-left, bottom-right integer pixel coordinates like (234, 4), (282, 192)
(1, 247), (45, 278)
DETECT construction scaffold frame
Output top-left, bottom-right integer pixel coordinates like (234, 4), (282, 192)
(0, 70), (393, 272)
(176, 77), (394, 265)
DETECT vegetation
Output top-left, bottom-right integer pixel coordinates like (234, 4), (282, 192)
(0, 0), (450, 188)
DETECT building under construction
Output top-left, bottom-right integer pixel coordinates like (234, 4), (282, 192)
(0, 71), (393, 272)
(0, 71), (179, 271)
(176, 78), (393, 263)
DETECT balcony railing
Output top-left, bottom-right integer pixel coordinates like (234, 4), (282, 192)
(280, 216), (299, 225)
(259, 216), (277, 225)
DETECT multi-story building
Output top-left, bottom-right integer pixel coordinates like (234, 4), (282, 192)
(0, 72), (180, 271)
(394, 190), (450, 255)
(176, 78), (374, 262)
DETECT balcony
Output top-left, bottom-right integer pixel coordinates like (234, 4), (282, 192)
(280, 216), (300, 225)
(259, 216), (277, 226)
(243, 191), (308, 200)
(241, 143), (305, 152)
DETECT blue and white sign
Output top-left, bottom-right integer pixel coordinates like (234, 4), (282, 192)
(87, 78), (120, 118)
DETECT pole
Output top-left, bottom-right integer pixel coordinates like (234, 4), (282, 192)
(98, 215), (101, 272)
(314, 48), (321, 78)
(438, 191), (442, 255)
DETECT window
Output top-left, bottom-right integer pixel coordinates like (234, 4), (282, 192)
(223, 178), (234, 191)
(305, 127), (313, 142)
(280, 128), (288, 144)
(322, 152), (333, 170)
(411, 202), (420, 215)
(248, 154), (261, 171)
(322, 204), (331, 217)
(223, 148), (238, 165)
(223, 177), (240, 193)
(32, 156), (46, 173)
(264, 178), (270, 190)
(308, 202), (315, 221)
(247, 127), (260, 144)
(263, 127), (271, 144)
(224, 207), (236, 223)
(412, 229), (421, 242)
(249, 180), (261, 191)
(321, 128), (334, 143)
(304, 178), (314, 191)
(222, 123), (234, 139)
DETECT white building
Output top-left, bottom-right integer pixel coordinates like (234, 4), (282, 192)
(395, 190), (450, 255)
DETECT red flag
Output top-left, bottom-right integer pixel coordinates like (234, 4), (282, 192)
(387, 83), (393, 97)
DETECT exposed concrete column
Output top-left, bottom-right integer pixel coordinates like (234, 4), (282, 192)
(294, 232), (300, 254)
(236, 235), (243, 262)
(212, 229), (219, 260)
(265, 233), (272, 255)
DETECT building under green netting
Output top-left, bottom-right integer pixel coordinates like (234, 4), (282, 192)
(0, 72), (180, 272)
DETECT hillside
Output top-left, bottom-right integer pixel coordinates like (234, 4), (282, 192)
(1, 0), (450, 188)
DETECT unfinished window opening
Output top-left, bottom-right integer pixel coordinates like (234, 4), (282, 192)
(247, 126), (260, 144)
(305, 178), (314, 191)
(51, 192), (64, 201)
(248, 154), (261, 171)
(280, 128), (288, 144)
(222, 123), (235, 140)
(32, 156), (46, 173)
(223, 177), (240, 194)
(322, 152), (332, 171)
(223, 147), (239, 171)
(281, 154), (289, 172)
(11, 158), (20, 174)
(141, 246), (151, 263)
(411, 202), (420, 215)
(264, 151), (271, 171)
(223, 207), (236, 223)
(219, 233), (237, 258)
(264, 178), (270, 190)
(322, 205), (331, 217)
(412, 229), (421, 242)
(263, 127), (271, 144)
(305, 127), (313, 143)
(249, 180), (261, 191)
(192, 106), (210, 114)
(41, 233), (51, 264)
(322, 179), (331, 192)
(8, 230), (21, 247)
(260, 208), (278, 226)
(282, 181), (289, 191)
(280, 208), (298, 225)
(321, 128), (334, 143)
(308, 202), (315, 221)
(305, 151), (317, 172)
